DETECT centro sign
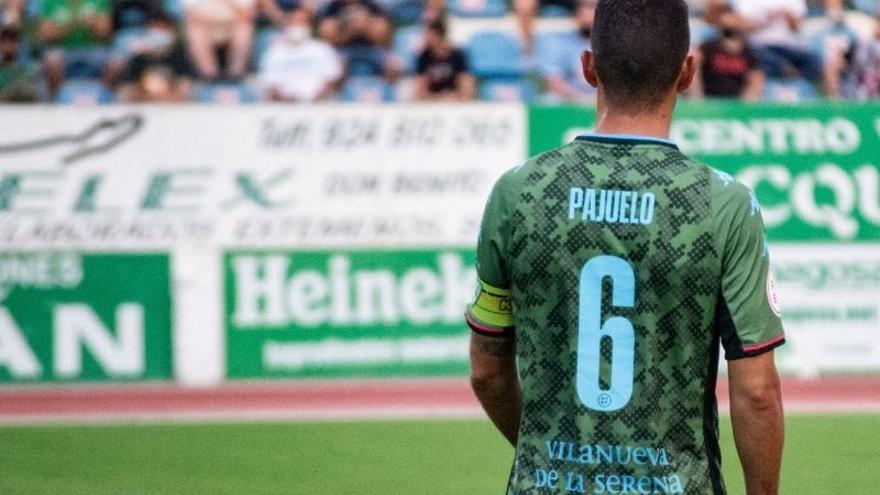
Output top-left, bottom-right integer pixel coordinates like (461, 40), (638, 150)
(738, 164), (880, 240)
(672, 118), (861, 155)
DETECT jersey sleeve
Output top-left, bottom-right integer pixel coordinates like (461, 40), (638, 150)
(466, 171), (516, 337)
(712, 172), (785, 360)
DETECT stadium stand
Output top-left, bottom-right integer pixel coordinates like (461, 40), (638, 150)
(0, 0), (878, 103)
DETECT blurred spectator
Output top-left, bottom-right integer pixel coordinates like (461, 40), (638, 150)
(537, 0), (596, 103)
(414, 20), (474, 101)
(0, 25), (38, 101)
(823, 9), (861, 98)
(317, 0), (399, 79)
(318, 0), (390, 47)
(728, 0), (823, 84)
(258, 9), (342, 101)
(119, 13), (193, 102)
(258, 0), (315, 28)
(183, 0), (256, 81)
(423, 0), (446, 23)
(692, 6), (764, 100)
(515, 0), (575, 50)
(112, 0), (166, 31)
(857, 18), (880, 98)
(38, 0), (125, 98)
(1, 0), (25, 26)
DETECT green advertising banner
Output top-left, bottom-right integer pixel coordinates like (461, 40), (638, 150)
(0, 253), (172, 383)
(529, 102), (880, 243)
(225, 250), (477, 379)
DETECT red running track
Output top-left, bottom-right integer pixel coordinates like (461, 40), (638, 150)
(0, 376), (878, 424)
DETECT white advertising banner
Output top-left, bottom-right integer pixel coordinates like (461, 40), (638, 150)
(0, 104), (525, 250)
(771, 244), (880, 375)
(0, 104), (525, 384)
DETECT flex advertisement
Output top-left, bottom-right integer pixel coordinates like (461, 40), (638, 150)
(0, 253), (172, 383)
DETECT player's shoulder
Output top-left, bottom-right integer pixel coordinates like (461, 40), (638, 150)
(703, 164), (761, 219)
(488, 144), (571, 197)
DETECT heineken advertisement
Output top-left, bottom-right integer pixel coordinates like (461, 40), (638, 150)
(0, 253), (172, 383)
(225, 250), (476, 378)
(529, 103), (880, 374)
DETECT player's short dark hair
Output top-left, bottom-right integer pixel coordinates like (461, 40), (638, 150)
(591, 0), (690, 111)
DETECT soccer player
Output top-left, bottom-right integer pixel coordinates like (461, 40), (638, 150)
(465, 1), (785, 494)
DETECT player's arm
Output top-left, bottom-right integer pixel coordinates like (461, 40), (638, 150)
(712, 174), (786, 494)
(728, 352), (784, 495)
(466, 169), (521, 447)
(470, 331), (520, 446)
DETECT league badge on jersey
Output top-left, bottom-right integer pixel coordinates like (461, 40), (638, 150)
(767, 269), (782, 317)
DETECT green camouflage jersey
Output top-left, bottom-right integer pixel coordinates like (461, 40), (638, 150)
(466, 133), (785, 495)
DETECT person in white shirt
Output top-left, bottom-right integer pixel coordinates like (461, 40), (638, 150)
(726, 0), (822, 83)
(259, 9), (343, 101)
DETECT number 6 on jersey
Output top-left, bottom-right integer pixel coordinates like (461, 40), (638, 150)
(576, 256), (636, 412)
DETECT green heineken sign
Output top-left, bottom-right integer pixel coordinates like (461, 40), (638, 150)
(225, 250), (477, 378)
(0, 253), (172, 383)
(529, 102), (880, 242)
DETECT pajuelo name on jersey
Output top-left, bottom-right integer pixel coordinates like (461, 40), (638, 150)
(568, 188), (656, 225)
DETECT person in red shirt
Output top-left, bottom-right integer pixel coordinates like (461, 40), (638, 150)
(692, 6), (765, 100)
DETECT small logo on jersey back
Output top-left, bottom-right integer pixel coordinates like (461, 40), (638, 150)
(767, 270), (782, 316)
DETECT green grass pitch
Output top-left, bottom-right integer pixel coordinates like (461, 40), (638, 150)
(0, 415), (876, 494)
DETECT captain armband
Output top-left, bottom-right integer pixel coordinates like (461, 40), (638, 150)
(465, 280), (515, 337)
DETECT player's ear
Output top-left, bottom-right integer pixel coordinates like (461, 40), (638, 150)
(677, 53), (697, 92)
(582, 50), (599, 88)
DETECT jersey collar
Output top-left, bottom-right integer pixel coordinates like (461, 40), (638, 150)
(575, 132), (679, 150)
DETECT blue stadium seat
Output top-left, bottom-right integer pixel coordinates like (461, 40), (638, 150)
(478, 77), (538, 102)
(533, 31), (566, 64)
(113, 27), (150, 59)
(449, 0), (507, 18)
(467, 31), (526, 78)
(852, 0), (877, 15)
(194, 82), (258, 103)
(690, 21), (718, 47)
(763, 78), (817, 102)
(539, 5), (570, 18)
(55, 79), (114, 105)
(253, 28), (280, 70)
(164, 0), (184, 19)
(390, 0), (424, 24)
(340, 77), (396, 102)
(26, 0), (43, 18)
(393, 26), (424, 74)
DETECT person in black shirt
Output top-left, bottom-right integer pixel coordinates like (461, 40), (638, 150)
(693, 7), (764, 100)
(112, 0), (165, 31)
(415, 20), (474, 101)
(318, 0), (398, 79)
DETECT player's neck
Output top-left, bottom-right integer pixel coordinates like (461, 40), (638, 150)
(594, 101), (674, 140)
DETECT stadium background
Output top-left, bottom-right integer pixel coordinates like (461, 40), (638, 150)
(1, 0), (880, 493)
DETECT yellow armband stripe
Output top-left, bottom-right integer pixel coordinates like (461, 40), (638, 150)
(467, 280), (514, 329)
